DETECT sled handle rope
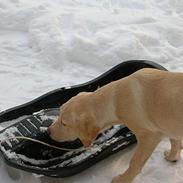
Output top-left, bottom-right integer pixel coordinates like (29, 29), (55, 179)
(0, 136), (88, 152)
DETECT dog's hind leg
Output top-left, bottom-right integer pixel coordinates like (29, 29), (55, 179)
(164, 139), (182, 162)
(111, 131), (162, 183)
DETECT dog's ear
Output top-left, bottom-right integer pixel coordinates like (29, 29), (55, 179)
(80, 126), (100, 148)
(58, 106), (67, 126)
(59, 105), (64, 113)
(78, 114), (100, 147)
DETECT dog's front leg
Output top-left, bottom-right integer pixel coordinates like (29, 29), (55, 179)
(164, 139), (182, 162)
(111, 132), (162, 183)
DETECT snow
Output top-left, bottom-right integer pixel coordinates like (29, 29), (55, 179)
(0, 126), (21, 148)
(0, 115), (29, 128)
(39, 127), (48, 133)
(0, 0), (183, 183)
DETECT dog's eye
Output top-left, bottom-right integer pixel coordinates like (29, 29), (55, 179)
(62, 123), (66, 127)
(61, 120), (66, 127)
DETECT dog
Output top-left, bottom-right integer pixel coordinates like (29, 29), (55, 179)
(48, 68), (183, 183)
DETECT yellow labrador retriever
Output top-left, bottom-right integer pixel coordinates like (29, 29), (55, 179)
(48, 68), (183, 183)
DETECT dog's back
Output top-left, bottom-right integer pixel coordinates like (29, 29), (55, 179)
(131, 68), (183, 139)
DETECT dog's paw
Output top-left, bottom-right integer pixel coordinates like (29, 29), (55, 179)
(111, 175), (131, 183)
(164, 150), (180, 162)
(111, 175), (122, 183)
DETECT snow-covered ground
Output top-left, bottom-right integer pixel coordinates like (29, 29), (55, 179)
(0, 0), (183, 183)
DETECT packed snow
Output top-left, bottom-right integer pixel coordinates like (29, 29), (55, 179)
(0, 0), (183, 183)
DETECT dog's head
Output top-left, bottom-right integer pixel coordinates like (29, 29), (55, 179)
(48, 92), (100, 147)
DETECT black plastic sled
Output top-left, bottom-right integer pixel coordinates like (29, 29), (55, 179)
(0, 60), (167, 178)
